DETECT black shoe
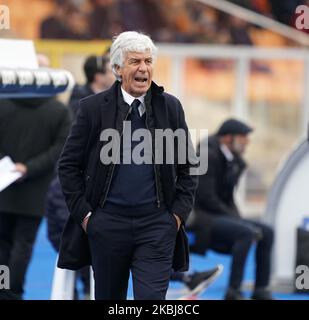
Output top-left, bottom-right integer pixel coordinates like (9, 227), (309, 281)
(224, 288), (246, 300)
(251, 288), (274, 300)
(183, 264), (223, 295)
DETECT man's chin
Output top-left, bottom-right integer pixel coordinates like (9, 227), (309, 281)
(133, 85), (151, 96)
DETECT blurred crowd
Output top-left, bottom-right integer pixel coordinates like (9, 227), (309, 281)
(39, 0), (309, 45)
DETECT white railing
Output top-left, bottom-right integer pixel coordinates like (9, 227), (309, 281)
(158, 44), (309, 136)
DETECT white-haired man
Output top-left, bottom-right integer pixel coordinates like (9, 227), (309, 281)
(57, 31), (198, 300)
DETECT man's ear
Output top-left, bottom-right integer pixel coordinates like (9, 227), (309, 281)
(115, 65), (122, 78)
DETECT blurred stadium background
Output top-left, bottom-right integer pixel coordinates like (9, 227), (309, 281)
(1, 0), (309, 299)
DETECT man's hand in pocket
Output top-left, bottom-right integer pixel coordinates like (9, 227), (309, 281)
(81, 213), (92, 233)
(173, 214), (181, 231)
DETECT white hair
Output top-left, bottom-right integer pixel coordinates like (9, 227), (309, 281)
(110, 31), (158, 81)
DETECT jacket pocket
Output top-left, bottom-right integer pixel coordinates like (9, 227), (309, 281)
(167, 212), (178, 231)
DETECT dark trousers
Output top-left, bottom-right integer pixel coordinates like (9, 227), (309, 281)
(0, 212), (42, 296)
(77, 266), (90, 295)
(87, 209), (178, 300)
(209, 216), (273, 290)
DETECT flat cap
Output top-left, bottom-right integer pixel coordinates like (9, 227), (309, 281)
(217, 118), (253, 136)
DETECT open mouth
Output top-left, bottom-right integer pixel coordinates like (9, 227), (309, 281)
(134, 76), (148, 83)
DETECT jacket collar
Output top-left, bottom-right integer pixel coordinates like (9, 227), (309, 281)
(147, 82), (169, 130)
(100, 80), (167, 130)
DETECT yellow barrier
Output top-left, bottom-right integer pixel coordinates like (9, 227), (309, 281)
(34, 40), (112, 68)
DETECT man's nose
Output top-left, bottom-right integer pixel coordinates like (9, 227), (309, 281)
(138, 61), (147, 71)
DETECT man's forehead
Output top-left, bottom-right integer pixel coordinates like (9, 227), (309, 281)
(125, 51), (152, 59)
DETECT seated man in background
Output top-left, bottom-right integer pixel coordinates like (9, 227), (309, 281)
(190, 119), (274, 300)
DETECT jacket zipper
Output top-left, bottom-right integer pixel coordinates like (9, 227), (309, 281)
(145, 108), (161, 208)
(100, 107), (132, 208)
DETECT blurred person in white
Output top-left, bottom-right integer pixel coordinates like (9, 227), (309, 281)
(0, 54), (71, 300)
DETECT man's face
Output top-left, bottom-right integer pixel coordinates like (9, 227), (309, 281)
(231, 134), (250, 155)
(96, 63), (115, 90)
(116, 51), (154, 97)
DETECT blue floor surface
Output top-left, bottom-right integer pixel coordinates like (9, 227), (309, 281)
(24, 219), (309, 300)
